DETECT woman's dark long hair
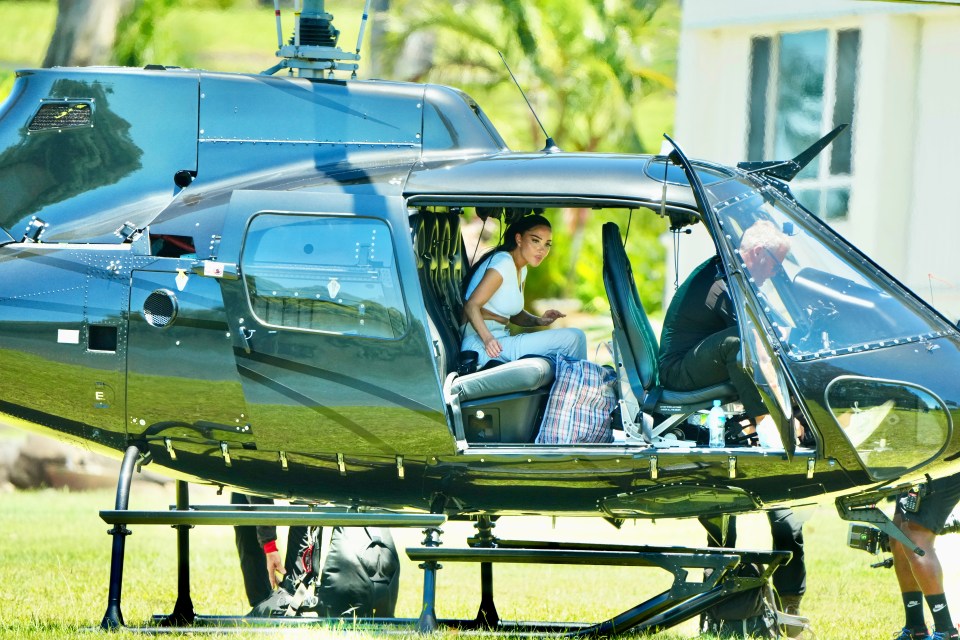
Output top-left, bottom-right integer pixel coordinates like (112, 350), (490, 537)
(462, 213), (552, 294)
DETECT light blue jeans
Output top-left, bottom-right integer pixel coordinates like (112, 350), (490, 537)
(461, 324), (588, 368)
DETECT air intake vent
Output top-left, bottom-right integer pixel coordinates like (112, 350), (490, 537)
(143, 290), (178, 328)
(28, 101), (93, 132)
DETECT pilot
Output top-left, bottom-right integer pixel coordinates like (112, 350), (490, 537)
(658, 218), (791, 431)
(664, 220), (808, 631)
(889, 471), (960, 640)
(461, 214), (587, 368)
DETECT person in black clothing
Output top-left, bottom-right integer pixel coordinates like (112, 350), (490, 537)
(699, 508), (806, 627)
(662, 220), (806, 624)
(659, 219), (790, 424)
(232, 493), (310, 610)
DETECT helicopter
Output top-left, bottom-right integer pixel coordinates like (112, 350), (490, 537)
(2, 0), (960, 635)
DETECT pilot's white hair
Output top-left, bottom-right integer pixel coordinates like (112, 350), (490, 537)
(740, 219), (790, 254)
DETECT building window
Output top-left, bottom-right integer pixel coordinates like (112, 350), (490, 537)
(241, 214), (408, 339)
(747, 28), (859, 221)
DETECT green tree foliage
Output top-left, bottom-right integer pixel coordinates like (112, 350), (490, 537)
(112, 0), (177, 67)
(383, 0), (678, 312)
(382, 0), (678, 153)
(112, 0), (249, 67)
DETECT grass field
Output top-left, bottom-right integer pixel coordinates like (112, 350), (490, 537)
(2, 480), (958, 638)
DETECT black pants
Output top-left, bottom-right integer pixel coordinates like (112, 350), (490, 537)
(232, 493), (306, 606)
(660, 325), (768, 418)
(699, 507), (806, 597)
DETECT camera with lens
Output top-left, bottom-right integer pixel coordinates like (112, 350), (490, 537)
(847, 524), (890, 554)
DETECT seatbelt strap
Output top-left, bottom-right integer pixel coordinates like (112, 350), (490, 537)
(641, 386), (663, 413)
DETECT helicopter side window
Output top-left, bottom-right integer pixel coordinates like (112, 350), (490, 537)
(240, 214), (408, 339)
(826, 376), (950, 480)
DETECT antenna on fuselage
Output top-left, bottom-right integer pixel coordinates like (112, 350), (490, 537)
(353, 0), (372, 79)
(262, 0), (363, 79)
(498, 51), (560, 154)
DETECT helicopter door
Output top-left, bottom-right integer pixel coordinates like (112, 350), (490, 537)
(210, 190), (453, 457)
(706, 182), (957, 482)
(728, 279), (796, 456)
(664, 139), (798, 454)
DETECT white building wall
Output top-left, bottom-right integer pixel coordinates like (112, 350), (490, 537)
(672, 0), (960, 320)
(843, 14), (919, 279)
(905, 15), (960, 316)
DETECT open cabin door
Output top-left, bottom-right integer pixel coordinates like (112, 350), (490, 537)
(208, 190), (454, 457)
(710, 183), (958, 483)
(664, 139), (798, 457)
(665, 135), (959, 481)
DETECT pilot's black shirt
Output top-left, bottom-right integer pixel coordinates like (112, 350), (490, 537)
(658, 256), (735, 375)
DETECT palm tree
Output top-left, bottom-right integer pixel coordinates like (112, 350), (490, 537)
(382, 0), (677, 153)
(44, 0), (137, 67)
(381, 0), (678, 307)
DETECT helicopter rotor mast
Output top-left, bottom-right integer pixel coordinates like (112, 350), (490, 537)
(263, 0), (368, 79)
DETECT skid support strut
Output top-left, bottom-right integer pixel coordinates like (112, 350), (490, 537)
(416, 524), (443, 633)
(161, 480), (196, 625)
(472, 515), (499, 629)
(100, 444), (140, 629)
(407, 538), (791, 637)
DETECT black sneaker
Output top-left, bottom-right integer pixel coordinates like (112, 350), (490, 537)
(930, 630), (959, 640)
(246, 582), (320, 618)
(894, 627), (930, 640)
(246, 586), (295, 617)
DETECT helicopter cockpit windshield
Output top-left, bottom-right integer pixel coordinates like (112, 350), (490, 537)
(705, 175), (954, 478)
(706, 177), (943, 362)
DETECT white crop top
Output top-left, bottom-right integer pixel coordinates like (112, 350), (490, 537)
(464, 251), (526, 319)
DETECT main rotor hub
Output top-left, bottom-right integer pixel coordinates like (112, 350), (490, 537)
(264, 0), (361, 79)
(296, 13), (340, 48)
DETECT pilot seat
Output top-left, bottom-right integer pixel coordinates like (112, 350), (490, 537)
(601, 222), (737, 446)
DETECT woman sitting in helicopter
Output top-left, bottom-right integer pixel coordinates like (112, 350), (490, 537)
(461, 214), (587, 369)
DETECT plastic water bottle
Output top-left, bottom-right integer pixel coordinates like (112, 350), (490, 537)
(707, 399), (726, 448)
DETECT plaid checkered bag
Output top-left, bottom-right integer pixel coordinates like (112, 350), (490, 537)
(535, 356), (617, 444)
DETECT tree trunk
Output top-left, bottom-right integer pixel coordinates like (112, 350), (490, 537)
(43, 0), (136, 68)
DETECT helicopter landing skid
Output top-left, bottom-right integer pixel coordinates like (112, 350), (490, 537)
(408, 514), (792, 637)
(96, 448), (790, 636)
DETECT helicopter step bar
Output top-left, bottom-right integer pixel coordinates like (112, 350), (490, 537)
(408, 515), (792, 637)
(97, 445), (446, 630)
(97, 446), (793, 636)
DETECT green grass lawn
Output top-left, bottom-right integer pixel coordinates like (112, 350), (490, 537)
(2, 480), (957, 638)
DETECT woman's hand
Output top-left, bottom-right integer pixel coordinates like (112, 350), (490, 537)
(538, 309), (567, 326)
(483, 334), (503, 359)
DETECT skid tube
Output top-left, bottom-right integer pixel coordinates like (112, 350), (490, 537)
(407, 516), (794, 637)
(97, 458), (791, 636)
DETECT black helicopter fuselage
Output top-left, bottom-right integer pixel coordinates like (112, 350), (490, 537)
(1, 66), (958, 519)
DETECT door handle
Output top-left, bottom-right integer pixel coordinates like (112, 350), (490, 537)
(236, 325), (255, 353)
